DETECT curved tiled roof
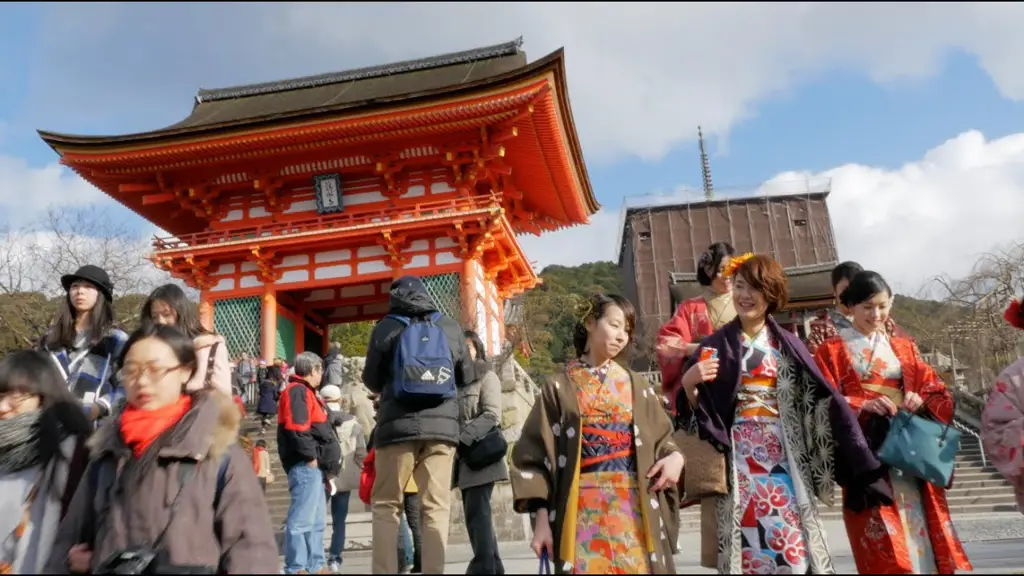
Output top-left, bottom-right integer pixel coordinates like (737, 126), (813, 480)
(38, 38), (529, 144)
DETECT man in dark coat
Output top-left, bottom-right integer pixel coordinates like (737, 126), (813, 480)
(362, 275), (473, 574)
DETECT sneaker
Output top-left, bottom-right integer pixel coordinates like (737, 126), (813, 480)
(328, 561), (341, 574)
(398, 564), (413, 574)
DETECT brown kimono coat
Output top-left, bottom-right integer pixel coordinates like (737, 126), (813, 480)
(510, 364), (681, 574)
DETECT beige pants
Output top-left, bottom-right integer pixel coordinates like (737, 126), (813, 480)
(371, 440), (456, 574)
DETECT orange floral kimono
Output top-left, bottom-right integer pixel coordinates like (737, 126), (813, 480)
(814, 329), (972, 574)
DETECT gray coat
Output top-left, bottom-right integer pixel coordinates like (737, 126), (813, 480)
(456, 367), (510, 489)
(324, 351), (344, 388)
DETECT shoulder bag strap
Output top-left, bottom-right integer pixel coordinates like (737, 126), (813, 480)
(153, 452), (228, 551)
(203, 341), (220, 389)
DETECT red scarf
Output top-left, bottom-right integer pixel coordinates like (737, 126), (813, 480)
(120, 395), (193, 458)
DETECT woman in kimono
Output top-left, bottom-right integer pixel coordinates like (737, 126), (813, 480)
(657, 241), (736, 416)
(679, 253), (889, 575)
(656, 241), (736, 569)
(511, 293), (684, 574)
(982, 299), (1024, 514)
(813, 270), (971, 574)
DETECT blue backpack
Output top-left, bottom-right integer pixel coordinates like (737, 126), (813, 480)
(387, 312), (457, 402)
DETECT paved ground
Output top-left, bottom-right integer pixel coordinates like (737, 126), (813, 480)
(331, 513), (1024, 574)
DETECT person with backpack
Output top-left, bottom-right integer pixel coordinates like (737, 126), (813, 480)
(320, 384), (367, 574)
(44, 323), (276, 574)
(0, 350), (92, 574)
(362, 275), (474, 575)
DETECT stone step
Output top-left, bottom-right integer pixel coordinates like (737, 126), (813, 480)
(678, 502), (1020, 529)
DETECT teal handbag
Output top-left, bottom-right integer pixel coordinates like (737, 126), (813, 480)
(877, 403), (960, 488)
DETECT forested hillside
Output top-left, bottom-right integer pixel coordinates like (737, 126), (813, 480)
(331, 262), (975, 382)
(0, 262), (967, 380)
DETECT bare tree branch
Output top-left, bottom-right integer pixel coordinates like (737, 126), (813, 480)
(0, 205), (178, 354)
(917, 242), (1024, 395)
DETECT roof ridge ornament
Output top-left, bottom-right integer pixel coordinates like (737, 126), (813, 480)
(195, 37), (525, 104)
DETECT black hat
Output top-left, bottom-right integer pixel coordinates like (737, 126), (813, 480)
(61, 265), (114, 302)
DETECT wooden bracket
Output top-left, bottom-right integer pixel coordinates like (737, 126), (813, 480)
(152, 254), (216, 290)
(452, 222), (470, 257)
(253, 175), (286, 216)
(467, 218), (502, 260)
(379, 231), (412, 268)
(249, 246), (283, 283)
(375, 159), (410, 201)
(183, 256), (216, 290)
(508, 198), (542, 235)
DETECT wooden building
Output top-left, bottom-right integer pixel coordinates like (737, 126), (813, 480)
(619, 188), (840, 348)
(38, 38), (598, 362)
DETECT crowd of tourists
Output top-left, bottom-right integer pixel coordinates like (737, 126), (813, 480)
(6, 251), (1024, 574)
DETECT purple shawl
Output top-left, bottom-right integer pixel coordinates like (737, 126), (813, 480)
(679, 317), (884, 491)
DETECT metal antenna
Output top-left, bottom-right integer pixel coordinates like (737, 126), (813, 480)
(698, 126), (714, 200)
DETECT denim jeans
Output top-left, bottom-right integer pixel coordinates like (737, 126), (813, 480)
(463, 484), (504, 574)
(283, 464), (327, 574)
(399, 510), (413, 568)
(328, 491), (352, 563)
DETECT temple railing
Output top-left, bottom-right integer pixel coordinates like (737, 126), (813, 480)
(152, 194), (500, 252)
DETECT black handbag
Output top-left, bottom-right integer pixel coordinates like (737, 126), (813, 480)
(459, 425), (508, 471)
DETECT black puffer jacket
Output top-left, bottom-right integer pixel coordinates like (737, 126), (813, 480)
(362, 276), (473, 449)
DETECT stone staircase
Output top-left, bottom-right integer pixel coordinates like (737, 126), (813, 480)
(240, 416), (373, 553)
(677, 434), (1018, 530)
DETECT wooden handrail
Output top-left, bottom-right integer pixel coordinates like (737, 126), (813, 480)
(152, 194), (499, 251)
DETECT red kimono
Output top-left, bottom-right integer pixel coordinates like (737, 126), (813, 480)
(806, 309), (914, 356)
(656, 296), (715, 415)
(814, 334), (972, 574)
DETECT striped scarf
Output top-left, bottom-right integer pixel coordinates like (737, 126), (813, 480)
(0, 412), (45, 475)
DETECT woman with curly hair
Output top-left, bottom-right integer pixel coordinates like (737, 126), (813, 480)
(679, 253), (889, 574)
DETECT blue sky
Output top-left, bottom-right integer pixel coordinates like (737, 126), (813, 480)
(4, 3), (1024, 293)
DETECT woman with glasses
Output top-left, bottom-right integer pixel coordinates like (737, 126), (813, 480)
(0, 350), (93, 573)
(45, 324), (275, 574)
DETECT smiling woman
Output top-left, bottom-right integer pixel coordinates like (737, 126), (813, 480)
(813, 271), (972, 574)
(677, 253), (889, 574)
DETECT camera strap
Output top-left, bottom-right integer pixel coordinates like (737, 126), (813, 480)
(150, 460), (203, 551)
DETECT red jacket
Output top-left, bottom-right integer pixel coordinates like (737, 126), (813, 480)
(277, 375), (340, 474)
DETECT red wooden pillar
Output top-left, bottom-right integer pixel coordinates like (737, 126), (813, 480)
(261, 284), (277, 362)
(199, 291), (214, 332)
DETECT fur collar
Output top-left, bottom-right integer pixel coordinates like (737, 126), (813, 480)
(87, 391), (239, 461)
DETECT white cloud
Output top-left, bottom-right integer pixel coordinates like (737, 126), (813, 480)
(0, 157), (175, 294)
(0, 156), (105, 222)
(533, 129), (1024, 296)
(21, 3), (1024, 162)
(8, 127), (1023, 301)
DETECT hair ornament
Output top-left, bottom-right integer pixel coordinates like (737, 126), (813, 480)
(574, 297), (595, 323)
(1005, 299), (1024, 330)
(722, 252), (755, 278)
